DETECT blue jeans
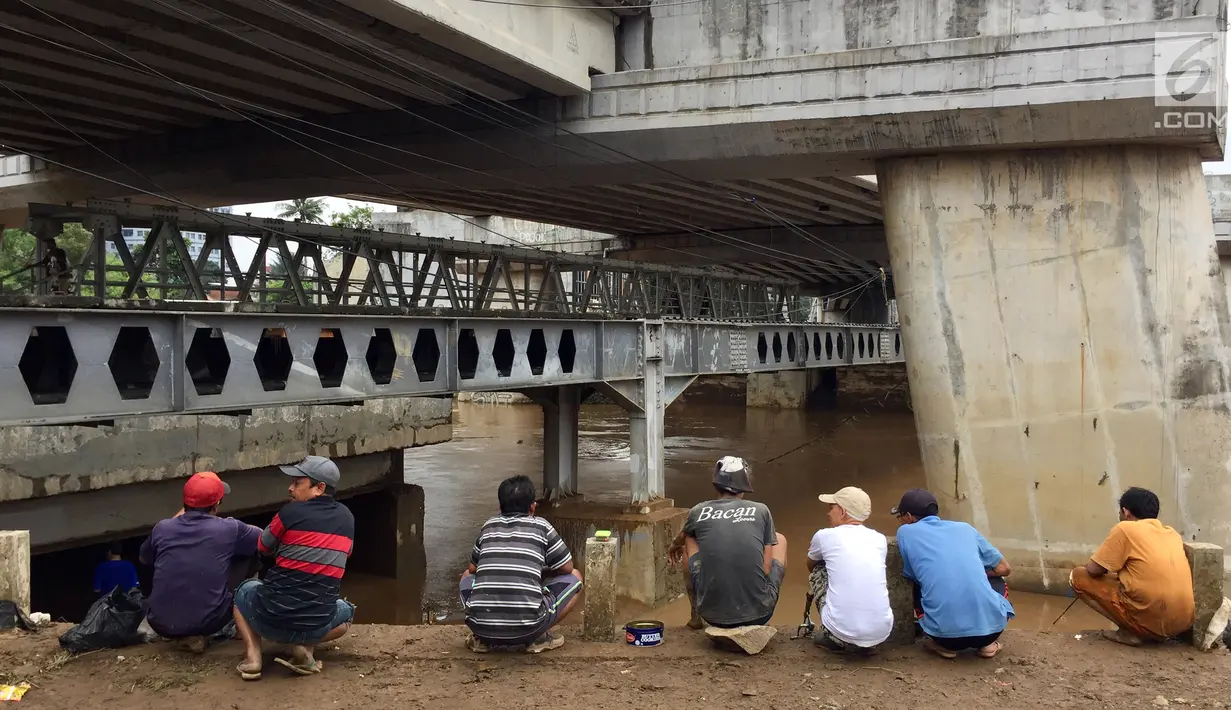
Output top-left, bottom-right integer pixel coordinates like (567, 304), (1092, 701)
(233, 579), (355, 646)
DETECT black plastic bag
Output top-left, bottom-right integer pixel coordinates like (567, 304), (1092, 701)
(0, 600), (36, 631)
(58, 587), (146, 653)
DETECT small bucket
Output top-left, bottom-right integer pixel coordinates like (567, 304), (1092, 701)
(625, 620), (665, 647)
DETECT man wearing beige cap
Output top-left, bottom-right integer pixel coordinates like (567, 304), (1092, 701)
(806, 486), (893, 655)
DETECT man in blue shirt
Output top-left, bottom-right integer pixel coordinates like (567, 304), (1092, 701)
(140, 471), (262, 653)
(93, 542), (139, 595)
(893, 489), (1013, 659)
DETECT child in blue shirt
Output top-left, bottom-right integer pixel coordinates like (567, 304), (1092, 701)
(93, 542), (139, 595)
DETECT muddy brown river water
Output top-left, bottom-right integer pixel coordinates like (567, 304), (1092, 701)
(341, 401), (1113, 634)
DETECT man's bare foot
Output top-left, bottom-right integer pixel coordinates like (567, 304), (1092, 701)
(977, 640), (1002, 658)
(687, 614), (706, 630)
(1103, 629), (1143, 647)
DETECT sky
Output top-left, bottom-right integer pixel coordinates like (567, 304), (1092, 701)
(223, 197), (396, 265)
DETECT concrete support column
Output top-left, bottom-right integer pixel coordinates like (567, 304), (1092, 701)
(629, 322), (665, 504)
(1185, 541), (1225, 649)
(582, 534), (617, 642)
(885, 538), (916, 646)
(0, 531), (30, 614)
(344, 451), (426, 623)
(746, 370), (827, 409)
(539, 385), (581, 499)
(879, 146), (1231, 593)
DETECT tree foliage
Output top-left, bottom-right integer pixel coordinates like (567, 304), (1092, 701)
(1, 223), (93, 293)
(277, 197), (326, 223)
(330, 205), (374, 230)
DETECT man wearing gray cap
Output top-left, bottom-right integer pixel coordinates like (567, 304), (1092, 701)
(232, 455), (356, 680)
(667, 456), (787, 632)
(806, 487), (893, 655)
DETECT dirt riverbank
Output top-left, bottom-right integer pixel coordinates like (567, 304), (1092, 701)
(0, 622), (1227, 710)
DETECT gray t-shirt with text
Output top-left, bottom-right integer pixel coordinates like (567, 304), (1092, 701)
(684, 498), (778, 626)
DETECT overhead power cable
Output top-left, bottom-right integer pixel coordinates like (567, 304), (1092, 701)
(5, 0), (874, 309)
(255, 0), (876, 273)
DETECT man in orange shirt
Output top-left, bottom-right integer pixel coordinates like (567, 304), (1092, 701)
(1070, 487), (1194, 646)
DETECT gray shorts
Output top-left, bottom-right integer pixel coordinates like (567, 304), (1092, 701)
(691, 557), (784, 628)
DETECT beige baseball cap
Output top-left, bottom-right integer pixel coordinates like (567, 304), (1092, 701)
(818, 486), (872, 521)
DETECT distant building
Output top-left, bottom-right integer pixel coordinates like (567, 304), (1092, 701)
(113, 227), (216, 264)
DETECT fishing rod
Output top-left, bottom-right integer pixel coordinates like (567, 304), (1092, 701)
(0, 264), (34, 282)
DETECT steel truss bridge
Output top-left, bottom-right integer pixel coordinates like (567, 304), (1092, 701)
(3, 202), (902, 501)
(16, 200), (804, 321)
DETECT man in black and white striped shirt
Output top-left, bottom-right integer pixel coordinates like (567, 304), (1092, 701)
(459, 475), (583, 653)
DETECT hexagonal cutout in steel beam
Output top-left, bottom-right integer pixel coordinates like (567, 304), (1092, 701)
(186, 327), (230, 396)
(756, 332), (768, 364)
(254, 327), (293, 392)
(314, 328), (347, 388)
(527, 329), (547, 376)
(492, 329), (515, 378)
(109, 326), (160, 400)
(412, 329), (440, 383)
(836, 333), (846, 360)
(812, 333), (821, 361)
(771, 333), (783, 363)
(824, 333), (834, 360)
(558, 329), (576, 374)
(458, 329), (479, 380)
(366, 328), (396, 386)
(19, 326), (77, 405)
(786, 332), (797, 362)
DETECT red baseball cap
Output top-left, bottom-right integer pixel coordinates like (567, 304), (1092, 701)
(183, 471), (230, 508)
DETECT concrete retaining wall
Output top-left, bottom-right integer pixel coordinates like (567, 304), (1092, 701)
(0, 396), (453, 503)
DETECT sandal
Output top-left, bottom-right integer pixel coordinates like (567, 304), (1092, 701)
(236, 661), (262, 681)
(274, 656), (324, 675)
(922, 636), (957, 659)
(977, 640), (1002, 658)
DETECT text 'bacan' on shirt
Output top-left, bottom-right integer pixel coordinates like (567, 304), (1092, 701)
(684, 498), (778, 626)
(250, 496), (355, 632)
(464, 515), (571, 642)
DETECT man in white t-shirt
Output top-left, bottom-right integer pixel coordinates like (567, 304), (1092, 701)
(806, 486), (893, 655)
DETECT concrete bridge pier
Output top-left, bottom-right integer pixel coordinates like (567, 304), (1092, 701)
(539, 325), (697, 606)
(880, 146), (1231, 593)
(525, 385), (582, 499)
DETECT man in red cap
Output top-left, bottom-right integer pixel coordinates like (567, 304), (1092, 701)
(139, 471), (262, 653)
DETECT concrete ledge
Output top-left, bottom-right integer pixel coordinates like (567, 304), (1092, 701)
(0, 396), (452, 503)
(563, 17), (1224, 159)
(0, 452), (401, 553)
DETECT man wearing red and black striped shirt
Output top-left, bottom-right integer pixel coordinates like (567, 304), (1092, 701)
(233, 456), (355, 681)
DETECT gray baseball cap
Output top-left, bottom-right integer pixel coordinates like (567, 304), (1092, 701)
(280, 455), (340, 488)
